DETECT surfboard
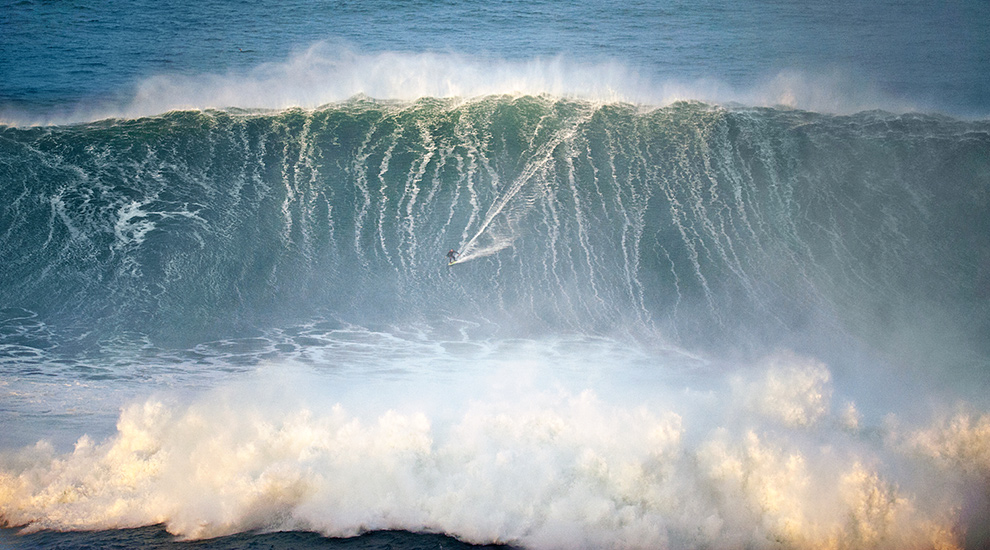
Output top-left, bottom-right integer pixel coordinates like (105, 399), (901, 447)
(448, 260), (458, 266)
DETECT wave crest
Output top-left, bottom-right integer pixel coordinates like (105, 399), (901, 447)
(1, 41), (925, 126)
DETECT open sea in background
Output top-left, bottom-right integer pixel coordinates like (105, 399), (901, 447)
(2, 1), (990, 548)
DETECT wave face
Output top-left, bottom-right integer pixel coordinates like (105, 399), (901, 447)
(2, 97), (989, 360)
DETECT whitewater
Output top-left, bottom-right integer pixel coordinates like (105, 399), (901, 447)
(3, 2), (990, 549)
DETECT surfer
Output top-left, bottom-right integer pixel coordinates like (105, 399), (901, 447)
(446, 249), (459, 263)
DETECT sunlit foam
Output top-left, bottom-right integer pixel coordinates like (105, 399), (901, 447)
(0, 345), (984, 549)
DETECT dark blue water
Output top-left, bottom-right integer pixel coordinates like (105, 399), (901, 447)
(2, 2), (990, 549)
(0, 525), (513, 550)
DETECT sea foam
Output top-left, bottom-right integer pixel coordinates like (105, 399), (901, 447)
(1, 348), (983, 549)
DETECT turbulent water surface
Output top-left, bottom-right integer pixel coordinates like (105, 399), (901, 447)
(2, 2), (990, 549)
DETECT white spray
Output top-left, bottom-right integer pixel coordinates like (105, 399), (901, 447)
(1, 341), (986, 549)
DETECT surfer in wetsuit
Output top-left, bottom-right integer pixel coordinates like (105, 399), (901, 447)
(446, 249), (459, 263)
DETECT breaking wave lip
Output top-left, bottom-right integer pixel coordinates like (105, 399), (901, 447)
(0, 41), (928, 127)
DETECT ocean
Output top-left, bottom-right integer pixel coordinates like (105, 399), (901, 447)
(2, 1), (990, 549)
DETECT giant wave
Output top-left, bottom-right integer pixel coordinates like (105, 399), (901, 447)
(2, 96), (988, 361)
(2, 95), (990, 549)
